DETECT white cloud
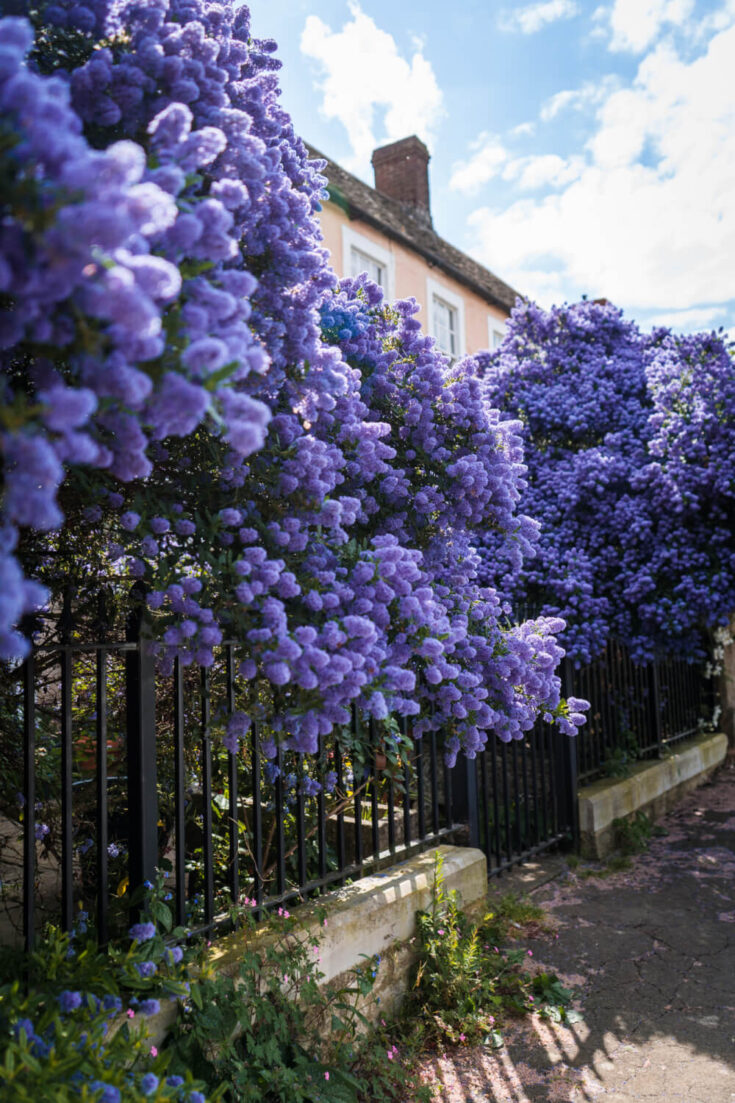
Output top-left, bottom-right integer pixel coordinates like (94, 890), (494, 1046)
(506, 154), (585, 190)
(608, 0), (695, 52)
(464, 23), (735, 316)
(689, 0), (735, 42)
(300, 3), (444, 174)
(500, 0), (580, 34)
(540, 78), (617, 121)
(646, 305), (726, 330)
(449, 134), (508, 194)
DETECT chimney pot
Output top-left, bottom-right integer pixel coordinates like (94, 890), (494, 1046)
(372, 136), (432, 227)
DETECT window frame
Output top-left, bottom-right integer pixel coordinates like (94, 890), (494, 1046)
(488, 316), (507, 351)
(426, 276), (466, 360)
(341, 225), (395, 299)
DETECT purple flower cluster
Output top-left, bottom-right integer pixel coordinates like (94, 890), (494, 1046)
(0, 2), (585, 763)
(0, 0), (329, 655)
(481, 299), (735, 663)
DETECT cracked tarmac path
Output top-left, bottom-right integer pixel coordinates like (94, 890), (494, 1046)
(415, 756), (735, 1102)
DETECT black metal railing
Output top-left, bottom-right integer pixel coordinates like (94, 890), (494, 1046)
(457, 719), (578, 877)
(1, 604), (710, 952)
(573, 638), (710, 784)
(2, 610), (470, 951)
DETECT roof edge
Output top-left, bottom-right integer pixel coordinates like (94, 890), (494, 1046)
(310, 144), (521, 315)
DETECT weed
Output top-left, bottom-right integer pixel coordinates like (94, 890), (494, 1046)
(398, 856), (573, 1052)
(613, 810), (655, 855)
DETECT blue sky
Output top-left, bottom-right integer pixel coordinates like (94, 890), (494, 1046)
(246, 0), (735, 334)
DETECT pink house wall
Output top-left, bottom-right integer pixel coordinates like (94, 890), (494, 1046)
(318, 203), (509, 356)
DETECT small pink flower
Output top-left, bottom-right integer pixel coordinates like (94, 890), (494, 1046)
(324, 1072), (330, 1081)
(323, 918), (328, 927)
(387, 1051), (393, 1060)
(528, 996), (534, 1002)
(494, 946), (499, 953)
(381, 1019), (386, 1027)
(527, 950), (533, 957)
(127, 1009), (135, 1019)
(437, 929), (445, 936)
(150, 1046), (158, 1057)
(459, 1034), (466, 1042)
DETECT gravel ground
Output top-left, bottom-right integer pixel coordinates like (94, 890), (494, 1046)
(410, 756), (735, 1102)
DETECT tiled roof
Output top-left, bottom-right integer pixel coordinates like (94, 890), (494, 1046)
(308, 144), (521, 315)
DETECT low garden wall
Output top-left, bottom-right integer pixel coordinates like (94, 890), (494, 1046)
(578, 730), (728, 858)
(142, 844), (488, 1046)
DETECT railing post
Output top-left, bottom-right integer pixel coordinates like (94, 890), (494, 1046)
(23, 651), (36, 952)
(126, 584), (159, 896)
(558, 657), (580, 847)
(451, 754), (480, 848)
(649, 659), (663, 754)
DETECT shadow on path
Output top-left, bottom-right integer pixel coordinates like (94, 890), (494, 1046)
(416, 758), (735, 1102)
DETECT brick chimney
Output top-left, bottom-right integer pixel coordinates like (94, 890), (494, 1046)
(371, 136), (432, 227)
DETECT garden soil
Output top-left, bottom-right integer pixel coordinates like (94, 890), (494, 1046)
(414, 755), (735, 1102)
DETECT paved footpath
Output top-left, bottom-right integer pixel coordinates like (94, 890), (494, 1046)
(416, 756), (735, 1102)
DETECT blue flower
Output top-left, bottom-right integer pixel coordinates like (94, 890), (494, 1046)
(90, 1081), (121, 1103)
(58, 990), (83, 1013)
(140, 1073), (159, 1096)
(129, 922), (156, 942)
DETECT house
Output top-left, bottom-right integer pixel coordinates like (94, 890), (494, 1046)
(308, 135), (520, 359)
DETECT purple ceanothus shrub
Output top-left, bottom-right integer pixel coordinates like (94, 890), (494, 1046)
(0, 1), (586, 762)
(481, 300), (735, 665)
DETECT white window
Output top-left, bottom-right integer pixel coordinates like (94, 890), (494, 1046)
(350, 247), (385, 287)
(341, 226), (394, 299)
(433, 296), (458, 358)
(426, 277), (465, 360)
(488, 317), (507, 351)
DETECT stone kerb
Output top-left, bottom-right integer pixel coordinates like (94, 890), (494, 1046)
(578, 730), (728, 858)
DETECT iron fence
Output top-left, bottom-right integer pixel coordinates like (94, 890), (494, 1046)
(1, 601), (710, 952)
(573, 638), (710, 784)
(459, 716), (578, 877)
(1, 603), (472, 951)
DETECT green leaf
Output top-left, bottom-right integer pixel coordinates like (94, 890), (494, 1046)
(149, 900), (172, 932)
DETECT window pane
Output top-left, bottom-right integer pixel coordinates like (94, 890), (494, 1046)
(350, 247), (386, 289)
(432, 296), (457, 357)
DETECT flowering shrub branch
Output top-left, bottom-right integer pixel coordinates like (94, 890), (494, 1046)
(481, 300), (735, 664)
(0, 1), (586, 768)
